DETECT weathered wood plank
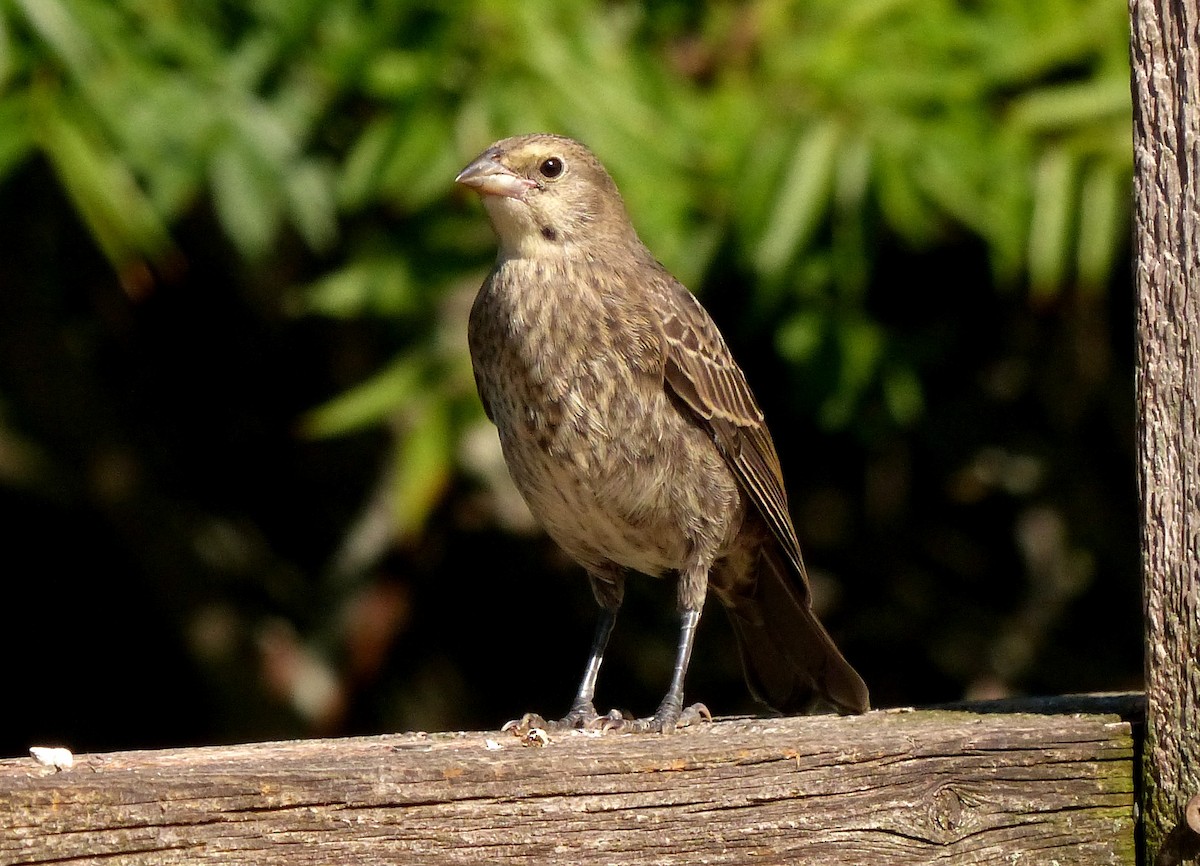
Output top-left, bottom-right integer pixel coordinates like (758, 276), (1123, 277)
(1131, 0), (1200, 857)
(0, 708), (1134, 865)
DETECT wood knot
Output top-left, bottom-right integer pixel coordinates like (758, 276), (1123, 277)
(924, 783), (981, 843)
(930, 785), (966, 833)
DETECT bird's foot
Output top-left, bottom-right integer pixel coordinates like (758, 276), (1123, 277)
(503, 701), (711, 736)
(501, 701), (624, 736)
(600, 701), (712, 734)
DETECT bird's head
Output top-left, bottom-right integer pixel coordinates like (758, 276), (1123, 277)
(456, 134), (638, 260)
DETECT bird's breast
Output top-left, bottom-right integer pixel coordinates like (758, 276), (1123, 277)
(467, 257), (741, 574)
(468, 258), (654, 460)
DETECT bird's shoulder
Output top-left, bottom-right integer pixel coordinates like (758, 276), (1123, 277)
(643, 272), (765, 430)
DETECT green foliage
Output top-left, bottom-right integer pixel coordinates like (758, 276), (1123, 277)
(0, 0), (1131, 535)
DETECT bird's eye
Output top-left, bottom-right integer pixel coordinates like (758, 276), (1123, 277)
(539, 157), (564, 179)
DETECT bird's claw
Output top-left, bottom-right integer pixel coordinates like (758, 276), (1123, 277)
(501, 713), (549, 735)
(500, 715), (553, 745)
(503, 702), (711, 736)
(598, 702), (712, 734)
(501, 703), (617, 736)
(679, 702), (713, 727)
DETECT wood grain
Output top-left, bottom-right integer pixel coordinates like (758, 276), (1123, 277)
(1131, 0), (1200, 859)
(1, 707), (1134, 865)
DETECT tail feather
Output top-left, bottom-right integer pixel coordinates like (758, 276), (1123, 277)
(720, 542), (869, 715)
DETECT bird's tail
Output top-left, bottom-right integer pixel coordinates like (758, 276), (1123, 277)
(717, 540), (869, 715)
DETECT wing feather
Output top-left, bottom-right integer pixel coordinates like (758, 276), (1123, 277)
(657, 280), (810, 592)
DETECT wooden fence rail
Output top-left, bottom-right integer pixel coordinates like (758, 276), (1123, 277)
(1, 696), (1137, 865)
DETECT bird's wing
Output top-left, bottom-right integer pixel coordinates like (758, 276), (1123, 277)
(657, 280), (810, 592)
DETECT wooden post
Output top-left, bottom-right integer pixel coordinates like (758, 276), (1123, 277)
(1130, 0), (1200, 860)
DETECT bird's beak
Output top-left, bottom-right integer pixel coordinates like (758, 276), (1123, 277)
(455, 154), (538, 200)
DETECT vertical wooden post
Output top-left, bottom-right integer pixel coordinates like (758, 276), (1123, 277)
(1130, 0), (1200, 861)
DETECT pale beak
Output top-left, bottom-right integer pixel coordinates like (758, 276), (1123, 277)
(455, 154), (538, 200)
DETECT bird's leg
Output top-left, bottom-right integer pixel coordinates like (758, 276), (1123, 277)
(607, 607), (711, 733)
(656, 608), (705, 729)
(558, 606), (618, 726)
(504, 570), (624, 735)
(607, 560), (714, 734)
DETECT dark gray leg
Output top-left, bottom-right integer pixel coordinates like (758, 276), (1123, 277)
(504, 571), (624, 734)
(559, 606), (618, 725)
(656, 608), (700, 721)
(615, 607), (709, 733)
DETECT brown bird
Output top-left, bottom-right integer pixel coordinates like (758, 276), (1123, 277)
(457, 133), (868, 733)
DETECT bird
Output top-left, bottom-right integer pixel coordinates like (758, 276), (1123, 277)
(456, 133), (869, 733)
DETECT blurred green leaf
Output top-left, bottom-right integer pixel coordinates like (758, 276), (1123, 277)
(0, 96), (34, 180)
(363, 50), (426, 99)
(301, 354), (424, 439)
(839, 316), (884, 395)
(299, 257), (418, 319)
(391, 399), (453, 538)
(0, 7), (14, 88)
(12, 0), (94, 78)
(209, 138), (282, 260)
(377, 107), (459, 211)
(32, 84), (172, 270)
(339, 116), (397, 210)
(284, 158), (338, 252)
(777, 310), (825, 365)
(753, 121), (841, 280)
(1028, 147), (1076, 297)
(1009, 78), (1132, 134)
(1075, 161), (1124, 293)
(882, 364), (924, 426)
